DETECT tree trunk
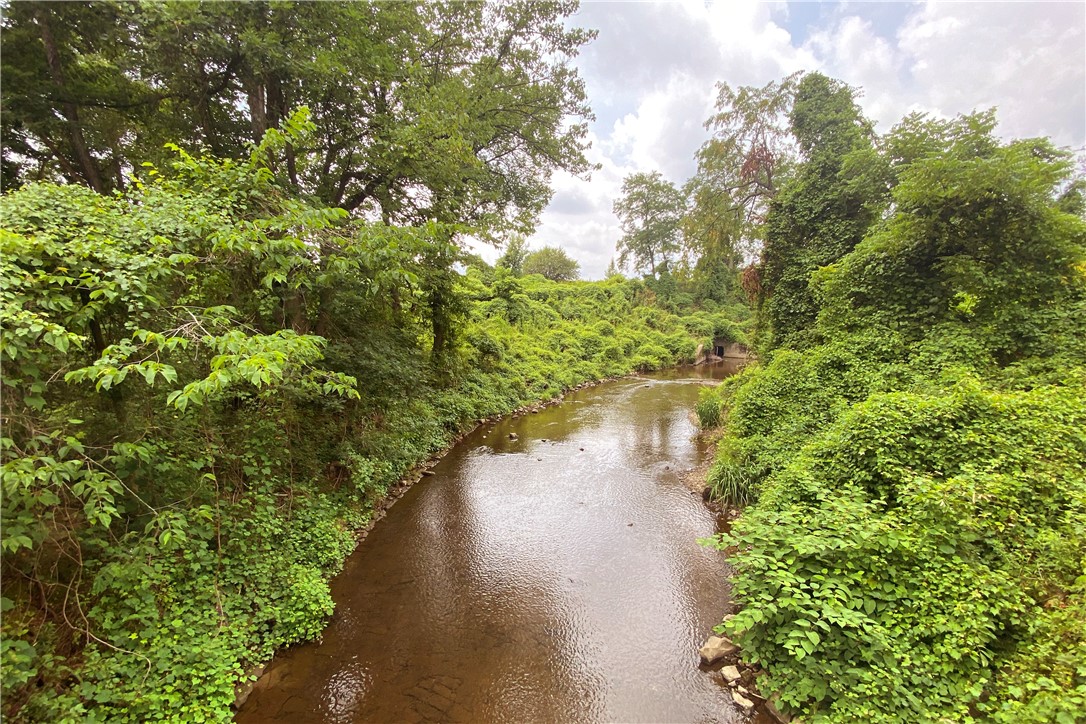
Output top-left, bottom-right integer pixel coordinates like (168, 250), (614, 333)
(283, 289), (308, 334)
(245, 77), (268, 143)
(431, 307), (447, 363)
(79, 288), (124, 421)
(196, 65), (222, 155)
(36, 7), (104, 193)
(313, 241), (334, 337)
(313, 287), (334, 338)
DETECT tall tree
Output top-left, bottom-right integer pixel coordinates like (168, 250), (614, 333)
(2, 1), (597, 241)
(612, 171), (685, 278)
(3, 1), (598, 368)
(1, 2), (154, 191)
(686, 73), (802, 263)
(759, 72), (887, 348)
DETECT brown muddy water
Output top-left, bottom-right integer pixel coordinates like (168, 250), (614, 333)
(237, 362), (754, 723)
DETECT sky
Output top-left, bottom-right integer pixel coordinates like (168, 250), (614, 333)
(474, 0), (1086, 279)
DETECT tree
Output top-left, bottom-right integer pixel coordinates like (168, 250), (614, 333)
(686, 73), (802, 264)
(497, 235), (529, 275)
(1, 2), (150, 192)
(522, 245), (580, 281)
(759, 72), (886, 348)
(816, 112), (1086, 362)
(605, 257), (623, 279)
(612, 171), (685, 278)
(2, 1), (598, 371)
(2, 1), (597, 240)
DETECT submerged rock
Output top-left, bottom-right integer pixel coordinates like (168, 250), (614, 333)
(509, 433), (518, 440)
(698, 635), (739, 665)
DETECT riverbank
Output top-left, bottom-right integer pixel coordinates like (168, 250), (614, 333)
(691, 421), (793, 724)
(2, 243), (755, 723)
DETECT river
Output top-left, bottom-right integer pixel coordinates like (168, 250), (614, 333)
(237, 362), (753, 723)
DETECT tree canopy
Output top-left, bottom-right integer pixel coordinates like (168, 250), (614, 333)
(522, 245), (580, 281)
(612, 170), (685, 278)
(2, 1), (596, 239)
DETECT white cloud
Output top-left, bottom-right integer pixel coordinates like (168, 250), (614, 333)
(895, 1), (1085, 146)
(517, 0), (1085, 280)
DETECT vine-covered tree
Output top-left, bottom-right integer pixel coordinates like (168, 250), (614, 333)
(759, 72), (887, 348)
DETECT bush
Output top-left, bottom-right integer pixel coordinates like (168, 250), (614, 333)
(701, 113), (1086, 722)
(695, 386), (722, 428)
(709, 379), (1086, 722)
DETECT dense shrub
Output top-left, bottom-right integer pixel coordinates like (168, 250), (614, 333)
(703, 112), (1086, 722)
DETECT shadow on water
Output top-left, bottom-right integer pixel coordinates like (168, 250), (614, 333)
(237, 361), (754, 723)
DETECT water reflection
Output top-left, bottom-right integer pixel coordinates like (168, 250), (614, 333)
(237, 363), (744, 723)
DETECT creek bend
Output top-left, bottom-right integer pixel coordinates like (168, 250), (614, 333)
(237, 362), (749, 723)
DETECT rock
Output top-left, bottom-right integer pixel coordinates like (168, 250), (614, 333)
(720, 665), (741, 683)
(698, 635), (739, 665)
(765, 695), (792, 723)
(731, 691), (755, 710)
(421, 470), (435, 477)
(702, 487), (713, 502)
(232, 664), (266, 709)
(737, 685), (763, 701)
(509, 433), (518, 440)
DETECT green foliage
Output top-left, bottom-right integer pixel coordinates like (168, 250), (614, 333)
(522, 245), (581, 282)
(703, 99), (1086, 722)
(708, 380), (1086, 722)
(2, 1), (596, 239)
(0, 120), (734, 720)
(760, 72), (887, 349)
(497, 236), (529, 276)
(706, 438), (756, 509)
(695, 386), (722, 428)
